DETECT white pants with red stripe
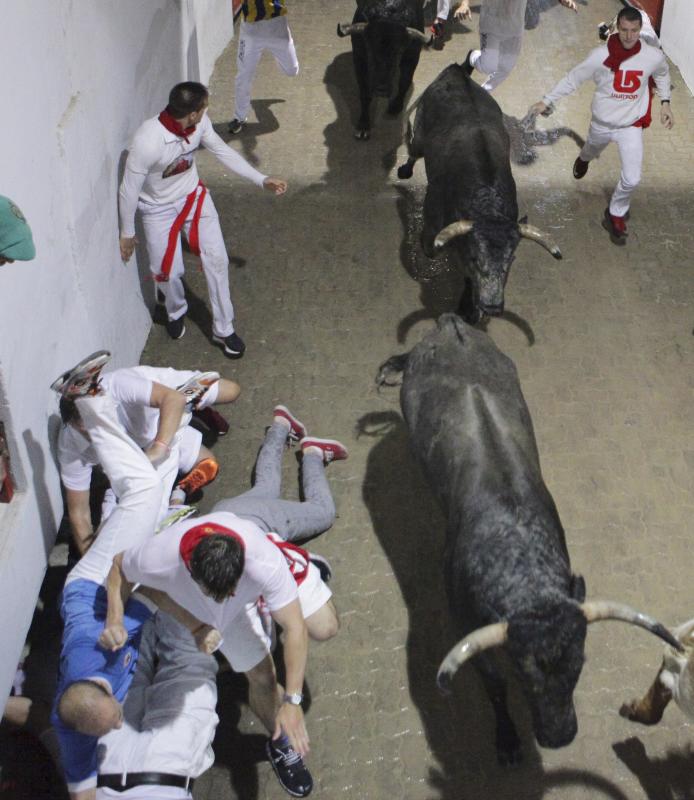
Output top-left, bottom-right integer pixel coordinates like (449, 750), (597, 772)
(579, 121), (643, 218)
(233, 16), (299, 122)
(471, 32), (523, 92)
(139, 188), (235, 338)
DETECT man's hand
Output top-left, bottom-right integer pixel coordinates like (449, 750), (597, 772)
(263, 177), (288, 196)
(119, 236), (137, 262)
(660, 102), (674, 129)
(454, 1), (471, 22)
(99, 623), (128, 652)
(275, 703), (310, 758)
(193, 624), (222, 654)
(529, 101), (549, 117)
(144, 439), (169, 467)
(558, 0), (578, 11)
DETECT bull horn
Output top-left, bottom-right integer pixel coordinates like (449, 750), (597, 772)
(337, 22), (368, 37)
(437, 622), (509, 693)
(581, 601), (684, 652)
(518, 223), (563, 260)
(405, 26), (434, 44)
(434, 220), (475, 250)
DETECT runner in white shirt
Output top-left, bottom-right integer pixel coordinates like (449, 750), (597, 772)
(529, 6), (674, 244)
(440, 0), (577, 92)
(101, 407), (349, 799)
(58, 364), (239, 554)
(118, 81), (287, 358)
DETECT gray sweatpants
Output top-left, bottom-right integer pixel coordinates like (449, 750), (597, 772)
(212, 422), (336, 542)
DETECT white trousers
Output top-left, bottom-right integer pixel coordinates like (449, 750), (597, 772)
(66, 395), (164, 587)
(96, 612), (218, 799)
(139, 189), (235, 338)
(580, 121), (643, 217)
(234, 16), (299, 121)
(471, 32), (523, 92)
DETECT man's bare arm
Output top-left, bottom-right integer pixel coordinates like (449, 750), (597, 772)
(100, 553), (131, 651)
(271, 599), (310, 756)
(66, 488), (95, 555)
(144, 382), (187, 463)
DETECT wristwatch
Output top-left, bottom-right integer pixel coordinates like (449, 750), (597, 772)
(282, 692), (304, 706)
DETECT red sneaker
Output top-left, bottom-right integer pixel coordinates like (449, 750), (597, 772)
(602, 208), (627, 245)
(273, 405), (307, 441)
(300, 437), (348, 464)
(194, 406), (230, 436)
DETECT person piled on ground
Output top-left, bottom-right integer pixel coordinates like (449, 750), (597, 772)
(433, 0), (577, 92)
(48, 355), (219, 800)
(529, 6), (674, 245)
(0, 194), (35, 266)
(102, 406), (349, 798)
(96, 610), (220, 799)
(228, 0), (299, 135)
(118, 81), (288, 359)
(56, 359), (239, 555)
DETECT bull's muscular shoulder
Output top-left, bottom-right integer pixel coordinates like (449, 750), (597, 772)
(360, 0), (421, 20)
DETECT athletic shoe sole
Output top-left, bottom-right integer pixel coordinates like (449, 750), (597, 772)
(50, 350), (111, 395)
(177, 371), (220, 409)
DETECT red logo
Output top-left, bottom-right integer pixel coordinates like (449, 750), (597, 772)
(613, 69), (643, 93)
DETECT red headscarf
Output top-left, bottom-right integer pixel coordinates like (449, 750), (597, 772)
(179, 522), (245, 570)
(158, 107), (197, 143)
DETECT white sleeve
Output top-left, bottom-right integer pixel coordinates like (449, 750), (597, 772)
(118, 134), (160, 237)
(639, 11), (660, 48)
(652, 53), (671, 102)
(543, 48), (603, 107)
(199, 117), (267, 188)
(436, 0), (450, 20)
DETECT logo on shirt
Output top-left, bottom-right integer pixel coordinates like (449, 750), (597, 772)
(162, 153), (194, 179)
(122, 651), (132, 668)
(613, 69), (643, 94)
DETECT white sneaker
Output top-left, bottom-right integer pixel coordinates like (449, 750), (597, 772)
(176, 371), (220, 409)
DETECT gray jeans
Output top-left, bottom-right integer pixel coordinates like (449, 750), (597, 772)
(212, 422), (336, 542)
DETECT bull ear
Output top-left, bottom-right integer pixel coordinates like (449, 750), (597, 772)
(569, 574), (586, 603)
(518, 215), (528, 225)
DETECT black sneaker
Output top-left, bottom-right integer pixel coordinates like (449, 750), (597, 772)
(463, 49), (475, 76)
(265, 739), (313, 797)
(228, 117), (245, 134)
(572, 157), (589, 180)
(213, 332), (246, 359)
(166, 316), (186, 340)
(309, 553), (332, 584)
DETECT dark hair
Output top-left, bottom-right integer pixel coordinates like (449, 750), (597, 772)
(190, 534), (245, 602)
(167, 82), (209, 118)
(617, 7), (643, 26)
(59, 396), (80, 426)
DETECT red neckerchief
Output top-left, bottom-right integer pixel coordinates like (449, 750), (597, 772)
(179, 522), (245, 570)
(633, 76), (656, 129)
(158, 108), (196, 143)
(603, 33), (641, 72)
(265, 533), (310, 586)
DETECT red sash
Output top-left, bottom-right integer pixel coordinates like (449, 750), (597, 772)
(156, 182), (207, 283)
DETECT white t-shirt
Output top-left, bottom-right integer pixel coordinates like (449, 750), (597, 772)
(58, 366), (201, 491)
(120, 512), (299, 653)
(119, 113), (267, 237)
(435, 0), (526, 34)
(544, 40), (670, 129)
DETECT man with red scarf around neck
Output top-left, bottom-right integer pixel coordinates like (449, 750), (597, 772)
(119, 82), (287, 357)
(530, 7), (673, 245)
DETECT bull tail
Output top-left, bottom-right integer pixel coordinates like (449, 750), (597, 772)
(376, 354), (409, 388)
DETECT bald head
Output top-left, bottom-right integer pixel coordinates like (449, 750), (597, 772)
(57, 680), (123, 737)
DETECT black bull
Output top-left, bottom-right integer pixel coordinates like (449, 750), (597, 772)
(398, 64), (563, 324)
(337, 0), (431, 140)
(377, 314), (681, 764)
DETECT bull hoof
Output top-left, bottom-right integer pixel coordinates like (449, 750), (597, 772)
(397, 163), (414, 180)
(497, 738), (523, 767)
(387, 99), (404, 116)
(354, 128), (371, 141)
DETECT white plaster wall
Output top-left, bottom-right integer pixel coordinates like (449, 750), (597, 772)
(0, 0), (234, 711)
(661, 0), (694, 96)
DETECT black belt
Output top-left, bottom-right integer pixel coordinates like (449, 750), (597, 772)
(97, 772), (195, 792)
